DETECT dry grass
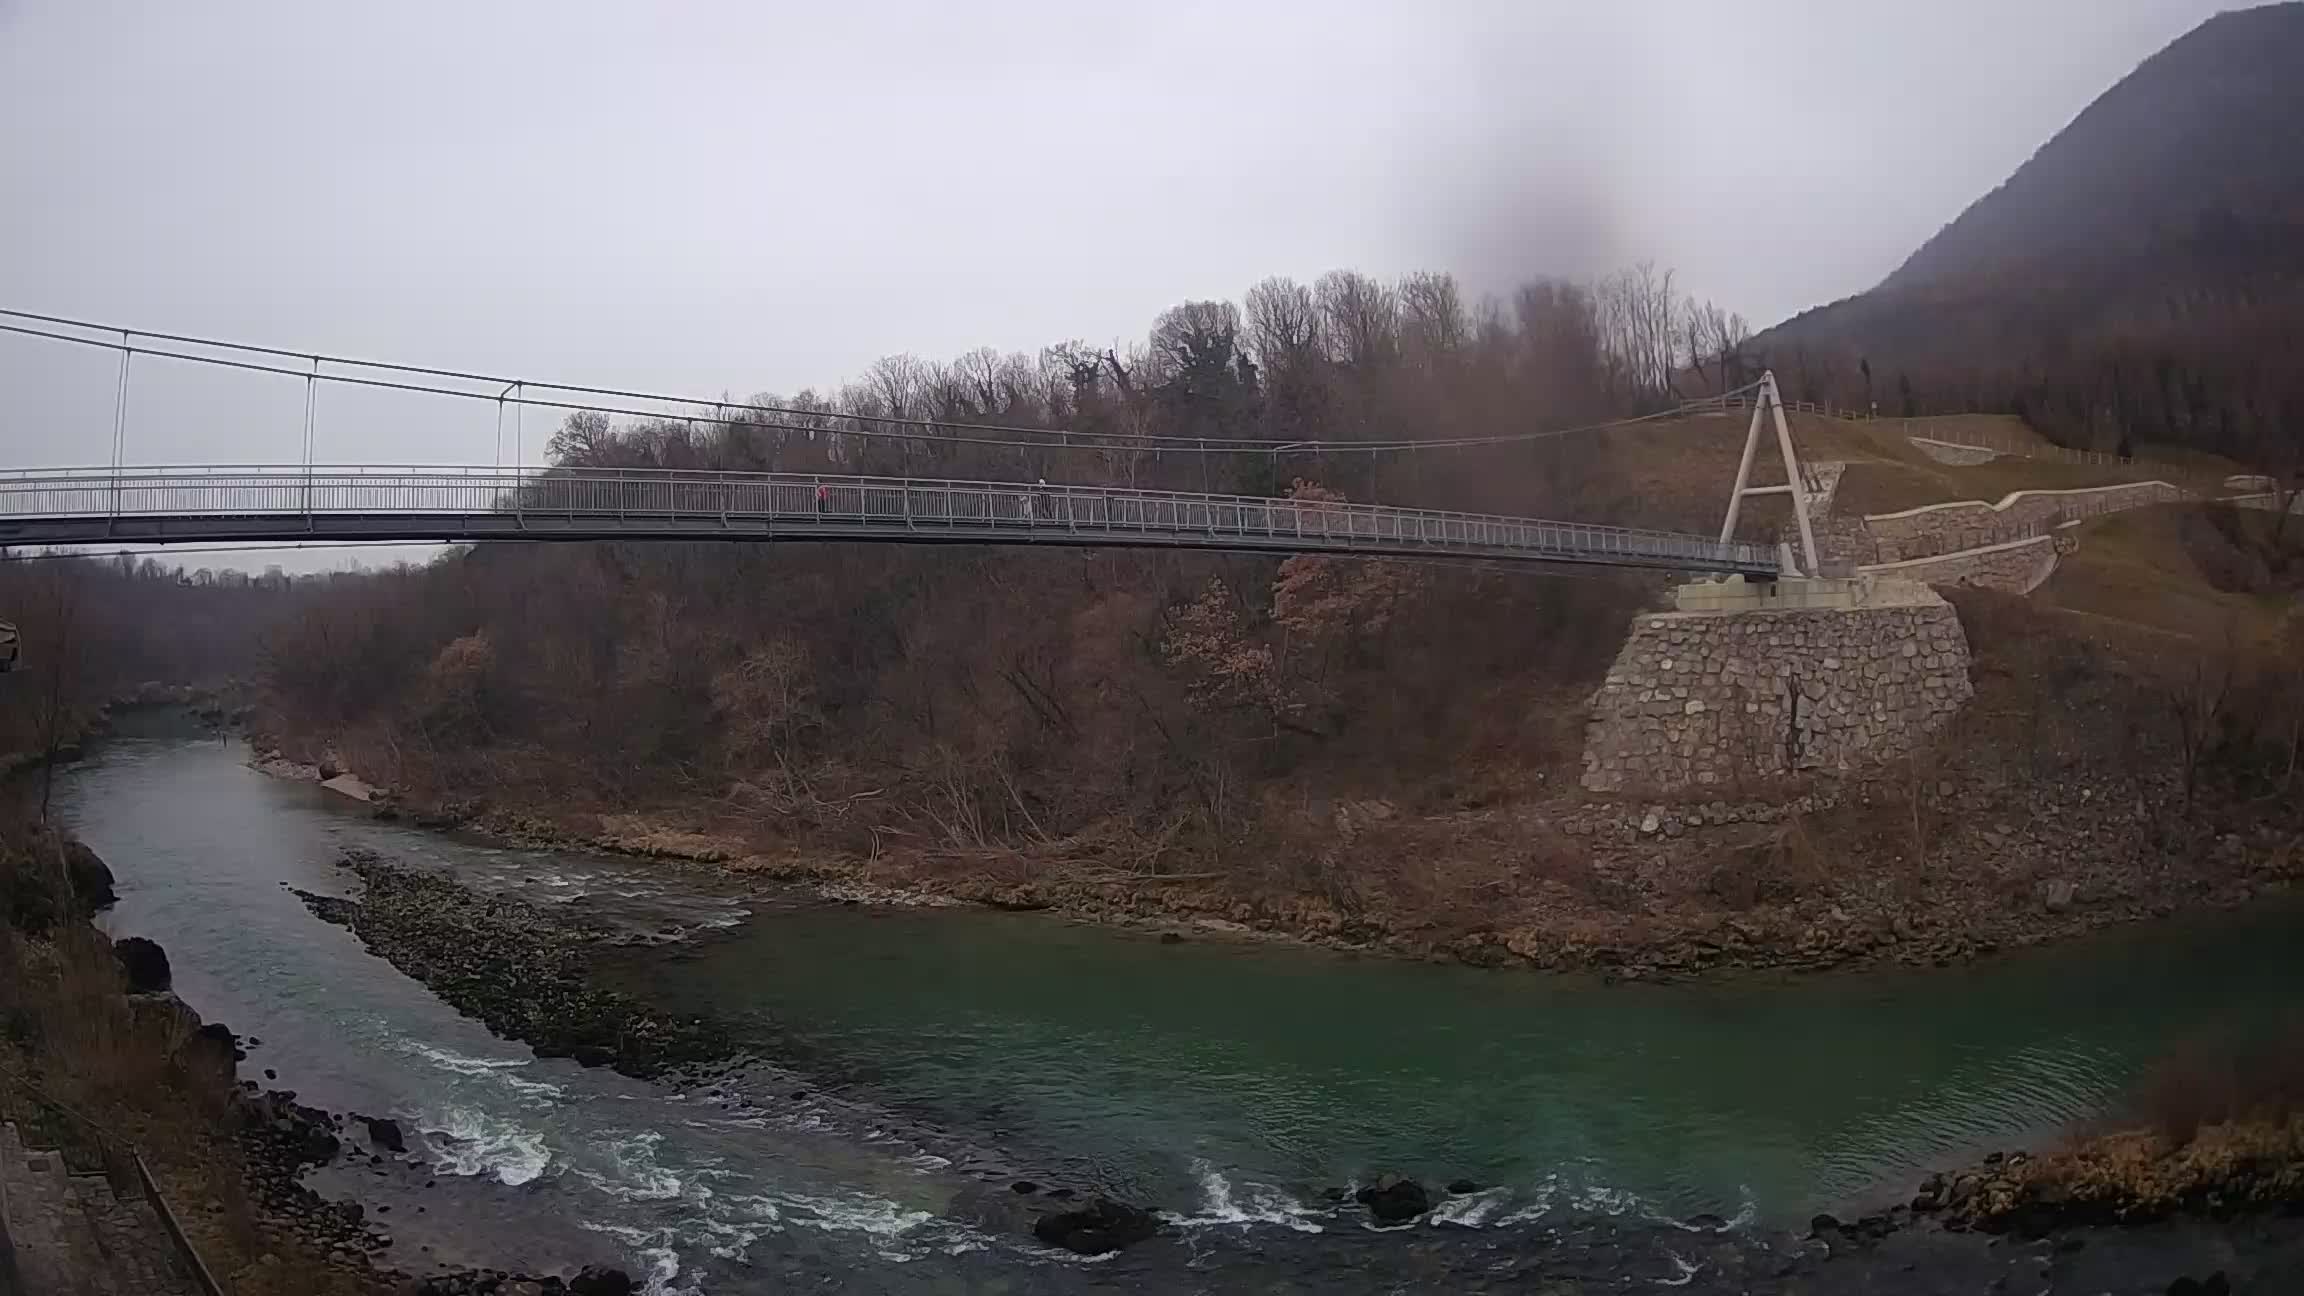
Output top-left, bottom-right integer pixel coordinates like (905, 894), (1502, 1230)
(0, 820), (386, 1295)
(1834, 456), (2167, 518)
(1555, 408), (2235, 543)
(2039, 505), (2303, 648)
(2130, 1028), (2304, 1144)
(1962, 1030), (2304, 1229)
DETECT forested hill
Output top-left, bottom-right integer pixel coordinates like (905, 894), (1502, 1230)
(1755, 2), (2304, 467)
(1888, 2), (2304, 287)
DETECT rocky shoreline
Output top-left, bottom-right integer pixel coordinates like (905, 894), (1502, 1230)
(229, 1080), (636, 1295)
(291, 849), (728, 1079)
(286, 845), (1198, 1258)
(1914, 1119), (2304, 1238)
(342, 782), (2304, 986)
(246, 730), (2304, 987)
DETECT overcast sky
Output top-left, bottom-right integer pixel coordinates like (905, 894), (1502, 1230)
(0, 0), (2240, 564)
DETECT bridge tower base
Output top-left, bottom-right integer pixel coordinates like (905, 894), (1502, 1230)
(1579, 578), (1973, 795)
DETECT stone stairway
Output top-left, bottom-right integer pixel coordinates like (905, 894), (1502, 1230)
(1, 1121), (199, 1296)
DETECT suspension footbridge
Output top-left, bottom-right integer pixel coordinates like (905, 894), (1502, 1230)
(0, 310), (1812, 577)
(0, 464), (1778, 573)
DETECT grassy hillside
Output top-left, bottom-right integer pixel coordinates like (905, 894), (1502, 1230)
(2037, 504), (2304, 647)
(1559, 409), (2238, 535)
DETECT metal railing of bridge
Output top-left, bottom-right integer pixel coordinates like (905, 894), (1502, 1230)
(0, 464), (1781, 574)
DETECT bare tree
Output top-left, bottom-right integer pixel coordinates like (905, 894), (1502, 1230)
(34, 568), (82, 824)
(1682, 299), (1754, 395)
(1595, 262), (1682, 406)
(2165, 622), (2241, 818)
(1397, 271), (1469, 369)
(1315, 270), (1398, 374)
(1242, 276), (1322, 375)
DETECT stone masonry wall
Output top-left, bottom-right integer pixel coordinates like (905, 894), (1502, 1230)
(1581, 593), (1975, 796)
(1858, 534), (2067, 595)
(1864, 481), (2188, 561)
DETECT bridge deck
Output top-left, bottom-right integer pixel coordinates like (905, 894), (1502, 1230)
(0, 467), (1779, 575)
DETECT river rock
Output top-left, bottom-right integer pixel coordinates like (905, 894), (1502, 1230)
(114, 935), (173, 992)
(364, 1116), (407, 1153)
(1355, 1175), (1431, 1223)
(1031, 1196), (1160, 1255)
(63, 839), (117, 910)
(186, 1021), (243, 1070)
(568, 1265), (637, 1296)
(292, 851), (727, 1081)
(2040, 878), (2077, 913)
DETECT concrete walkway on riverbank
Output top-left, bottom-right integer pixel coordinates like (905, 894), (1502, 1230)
(0, 1122), (197, 1296)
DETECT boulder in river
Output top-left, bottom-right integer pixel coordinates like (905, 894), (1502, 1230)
(568, 1265), (637, 1296)
(300, 1126), (342, 1166)
(113, 935), (172, 993)
(63, 839), (116, 911)
(1355, 1175), (1431, 1224)
(1031, 1196), (1160, 1255)
(363, 1116), (407, 1153)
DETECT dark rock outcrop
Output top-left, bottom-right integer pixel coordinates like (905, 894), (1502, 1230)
(568, 1265), (636, 1295)
(363, 1116), (406, 1154)
(1355, 1175), (1431, 1224)
(113, 935), (172, 993)
(1031, 1197), (1160, 1255)
(63, 840), (116, 911)
(191, 1021), (242, 1063)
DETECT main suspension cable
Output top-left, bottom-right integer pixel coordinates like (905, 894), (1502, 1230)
(0, 309), (1762, 459)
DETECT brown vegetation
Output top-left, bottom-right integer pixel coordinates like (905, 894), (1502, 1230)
(1937, 1029), (2304, 1234)
(0, 813), (382, 1295)
(251, 266), (1729, 915)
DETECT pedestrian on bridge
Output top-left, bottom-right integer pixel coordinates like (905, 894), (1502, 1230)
(815, 482), (829, 516)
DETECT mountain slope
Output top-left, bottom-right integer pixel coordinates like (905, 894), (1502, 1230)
(1757, 3), (2304, 465)
(1888, 2), (2304, 287)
